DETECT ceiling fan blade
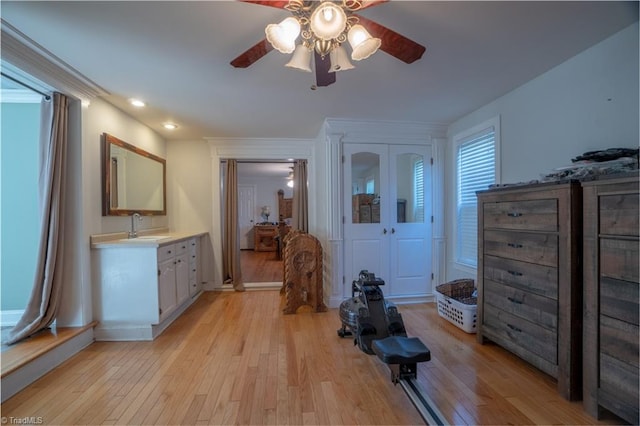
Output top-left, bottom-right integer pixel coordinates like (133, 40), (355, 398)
(356, 0), (389, 10)
(230, 39), (274, 68)
(355, 15), (426, 64)
(314, 51), (336, 87)
(238, 0), (289, 8)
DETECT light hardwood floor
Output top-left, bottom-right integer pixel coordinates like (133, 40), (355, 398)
(1, 291), (623, 425)
(241, 249), (283, 283)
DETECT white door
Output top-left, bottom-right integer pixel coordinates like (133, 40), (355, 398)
(343, 144), (432, 299)
(238, 184), (256, 249)
(388, 145), (432, 296)
(343, 144), (390, 297)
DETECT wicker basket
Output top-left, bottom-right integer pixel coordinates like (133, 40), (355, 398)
(435, 279), (477, 333)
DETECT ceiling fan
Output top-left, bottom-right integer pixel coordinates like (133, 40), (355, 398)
(230, 0), (426, 88)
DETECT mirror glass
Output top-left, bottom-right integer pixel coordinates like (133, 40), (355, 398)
(102, 133), (166, 216)
(395, 152), (425, 223)
(351, 152), (380, 224)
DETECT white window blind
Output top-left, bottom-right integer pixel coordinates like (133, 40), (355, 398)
(413, 158), (424, 222)
(456, 129), (495, 267)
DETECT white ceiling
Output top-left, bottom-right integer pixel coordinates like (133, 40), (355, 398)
(1, 1), (638, 141)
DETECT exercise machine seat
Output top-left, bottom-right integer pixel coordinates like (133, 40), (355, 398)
(372, 336), (431, 365)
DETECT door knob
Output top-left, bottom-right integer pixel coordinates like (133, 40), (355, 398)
(391, 228), (396, 234)
(383, 228), (388, 234)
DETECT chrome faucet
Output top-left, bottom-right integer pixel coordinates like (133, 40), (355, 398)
(128, 213), (142, 238)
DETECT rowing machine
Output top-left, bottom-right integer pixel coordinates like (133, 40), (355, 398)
(337, 271), (447, 425)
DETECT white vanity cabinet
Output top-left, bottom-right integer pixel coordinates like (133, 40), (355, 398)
(91, 232), (206, 341)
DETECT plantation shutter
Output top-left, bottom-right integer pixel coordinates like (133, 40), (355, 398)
(413, 158), (424, 222)
(456, 129), (495, 266)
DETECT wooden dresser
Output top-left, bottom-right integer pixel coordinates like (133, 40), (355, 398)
(254, 225), (278, 251)
(582, 172), (639, 424)
(477, 181), (582, 400)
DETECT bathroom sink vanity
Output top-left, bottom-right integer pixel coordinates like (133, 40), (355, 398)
(91, 230), (208, 340)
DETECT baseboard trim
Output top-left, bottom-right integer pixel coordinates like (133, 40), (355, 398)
(94, 291), (203, 341)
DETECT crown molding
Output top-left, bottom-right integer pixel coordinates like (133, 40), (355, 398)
(1, 19), (109, 102)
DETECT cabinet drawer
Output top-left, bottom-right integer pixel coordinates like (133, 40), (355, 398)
(600, 314), (639, 368)
(484, 230), (558, 267)
(484, 255), (558, 299)
(483, 199), (557, 231)
(158, 244), (176, 262)
(600, 239), (639, 283)
(484, 279), (557, 330)
(484, 304), (557, 364)
(599, 193), (639, 237)
(599, 351), (639, 412)
(601, 277), (639, 325)
(174, 240), (189, 255)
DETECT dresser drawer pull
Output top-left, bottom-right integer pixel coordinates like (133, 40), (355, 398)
(507, 212), (522, 217)
(507, 297), (523, 305)
(507, 243), (523, 248)
(507, 323), (522, 332)
(507, 270), (523, 277)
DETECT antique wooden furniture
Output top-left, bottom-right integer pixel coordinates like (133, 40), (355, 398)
(582, 172), (639, 424)
(282, 232), (326, 314)
(477, 181), (582, 400)
(254, 224), (278, 252)
(277, 189), (292, 221)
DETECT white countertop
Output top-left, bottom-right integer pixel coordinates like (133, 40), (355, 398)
(90, 228), (207, 249)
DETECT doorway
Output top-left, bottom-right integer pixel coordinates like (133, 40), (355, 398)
(222, 160), (294, 284)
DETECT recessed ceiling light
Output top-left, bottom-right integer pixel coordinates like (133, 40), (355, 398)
(129, 98), (146, 107)
(163, 123), (178, 130)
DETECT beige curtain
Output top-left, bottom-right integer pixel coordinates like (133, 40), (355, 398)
(7, 93), (69, 345)
(292, 159), (308, 232)
(222, 159), (244, 291)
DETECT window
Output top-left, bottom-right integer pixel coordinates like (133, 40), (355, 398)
(1, 77), (44, 318)
(455, 118), (499, 267)
(413, 158), (424, 222)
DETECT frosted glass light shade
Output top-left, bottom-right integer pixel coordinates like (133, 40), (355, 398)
(329, 45), (354, 72)
(286, 44), (313, 72)
(348, 24), (381, 60)
(310, 2), (347, 41)
(266, 17), (300, 54)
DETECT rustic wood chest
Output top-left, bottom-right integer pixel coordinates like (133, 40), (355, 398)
(582, 172), (639, 424)
(477, 181), (582, 400)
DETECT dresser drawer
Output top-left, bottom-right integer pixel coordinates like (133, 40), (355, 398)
(484, 304), (557, 364)
(484, 255), (558, 299)
(483, 199), (558, 231)
(601, 277), (639, 325)
(599, 193), (639, 237)
(484, 279), (557, 330)
(484, 230), (558, 267)
(600, 238), (639, 283)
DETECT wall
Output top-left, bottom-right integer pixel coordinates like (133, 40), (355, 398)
(1, 102), (41, 312)
(166, 138), (216, 285)
(238, 175), (293, 223)
(56, 97), (169, 327)
(445, 22), (640, 282)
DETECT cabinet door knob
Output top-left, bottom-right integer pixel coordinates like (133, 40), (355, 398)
(507, 243), (523, 249)
(507, 212), (522, 217)
(383, 228), (388, 234)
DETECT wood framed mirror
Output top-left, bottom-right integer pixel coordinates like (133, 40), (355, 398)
(102, 133), (166, 216)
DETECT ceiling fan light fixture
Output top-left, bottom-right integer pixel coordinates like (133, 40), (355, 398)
(329, 45), (354, 72)
(348, 24), (381, 61)
(266, 17), (300, 54)
(286, 44), (313, 72)
(310, 2), (347, 41)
